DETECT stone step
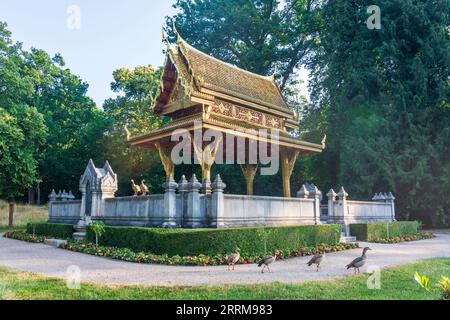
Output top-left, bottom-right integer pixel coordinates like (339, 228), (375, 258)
(73, 232), (86, 242)
(340, 236), (357, 243)
(44, 238), (67, 247)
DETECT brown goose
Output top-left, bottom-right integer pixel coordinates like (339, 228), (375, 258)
(226, 248), (241, 271)
(307, 252), (325, 272)
(346, 247), (371, 274)
(257, 250), (280, 273)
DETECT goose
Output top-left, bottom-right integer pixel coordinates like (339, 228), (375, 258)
(346, 247), (371, 274)
(307, 251), (325, 272)
(257, 250), (280, 273)
(226, 248), (241, 271)
(140, 180), (150, 195)
(131, 179), (141, 196)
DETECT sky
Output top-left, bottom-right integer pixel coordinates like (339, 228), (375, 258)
(0, 0), (308, 107)
(0, 0), (177, 106)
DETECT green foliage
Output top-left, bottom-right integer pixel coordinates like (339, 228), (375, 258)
(90, 221), (106, 246)
(26, 222), (73, 239)
(415, 272), (430, 291)
(168, 0), (320, 92)
(0, 22), (47, 201)
(102, 65), (167, 195)
(86, 224), (341, 256)
(306, 0), (450, 227)
(349, 221), (419, 241)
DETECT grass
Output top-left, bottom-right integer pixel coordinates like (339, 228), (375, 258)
(0, 258), (448, 300)
(0, 200), (47, 230)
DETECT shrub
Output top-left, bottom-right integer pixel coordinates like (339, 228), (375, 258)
(26, 222), (74, 239)
(86, 224), (342, 256)
(350, 221), (419, 241)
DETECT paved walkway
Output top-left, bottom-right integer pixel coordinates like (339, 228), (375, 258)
(0, 234), (449, 287)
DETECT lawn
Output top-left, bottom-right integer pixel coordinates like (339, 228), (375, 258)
(0, 200), (47, 230)
(0, 258), (448, 300)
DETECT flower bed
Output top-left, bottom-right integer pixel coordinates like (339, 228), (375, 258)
(3, 230), (46, 243)
(3, 230), (358, 266)
(372, 232), (435, 244)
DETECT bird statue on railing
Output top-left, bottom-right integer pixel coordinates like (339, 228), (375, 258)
(346, 247), (371, 274)
(226, 247), (241, 271)
(257, 250), (280, 273)
(140, 180), (150, 196)
(307, 251), (325, 272)
(131, 179), (142, 196)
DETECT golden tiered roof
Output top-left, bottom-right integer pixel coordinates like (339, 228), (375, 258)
(129, 32), (324, 154)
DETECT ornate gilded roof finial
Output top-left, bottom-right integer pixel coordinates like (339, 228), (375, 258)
(124, 125), (131, 141)
(271, 63), (279, 81)
(321, 134), (327, 148)
(162, 26), (171, 48)
(172, 19), (182, 43)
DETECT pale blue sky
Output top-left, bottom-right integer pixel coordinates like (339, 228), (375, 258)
(0, 0), (177, 106)
(0, 0), (309, 106)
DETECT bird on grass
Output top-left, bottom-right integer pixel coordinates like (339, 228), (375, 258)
(257, 250), (280, 273)
(226, 247), (241, 271)
(131, 179), (141, 196)
(346, 247), (371, 274)
(140, 180), (150, 195)
(307, 251), (325, 272)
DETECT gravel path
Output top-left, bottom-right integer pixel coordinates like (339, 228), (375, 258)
(0, 234), (449, 287)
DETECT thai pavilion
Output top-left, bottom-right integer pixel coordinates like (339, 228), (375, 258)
(127, 29), (325, 198)
(47, 29), (397, 230)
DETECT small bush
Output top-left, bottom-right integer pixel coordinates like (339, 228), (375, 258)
(350, 221), (419, 241)
(26, 222), (74, 239)
(86, 224), (342, 256)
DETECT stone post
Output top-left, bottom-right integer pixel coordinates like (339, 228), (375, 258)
(48, 189), (57, 202)
(211, 174), (226, 228)
(326, 188), (337, 222)
(310, 186), (322, 225)
(178, 175), (188, 226)
(296, 184), (309, 199)
(185, 174), (202, 228)
(162, 175), (179, 228)
(201, 178), (212, 195)
(386, 192), (396, 221)
(337, 187), (349, 235)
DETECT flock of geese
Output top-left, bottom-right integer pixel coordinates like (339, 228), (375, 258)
(226, 247), (372, 274)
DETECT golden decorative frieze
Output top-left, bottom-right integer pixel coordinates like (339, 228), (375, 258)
(212, 99), (284, 130)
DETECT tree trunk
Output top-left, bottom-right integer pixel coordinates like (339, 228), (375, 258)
(8, 202), (15, 230)
(28, 187), (35, 205)
(36, 183), (41, 205)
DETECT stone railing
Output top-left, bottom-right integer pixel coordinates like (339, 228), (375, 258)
(48, 200), (82, 224)
(326, 187), (396, 235)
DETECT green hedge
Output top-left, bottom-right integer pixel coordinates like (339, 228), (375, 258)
(26, 222), (74, 239)
(350, 221), (419, 241)
(86, 224), (342, 256)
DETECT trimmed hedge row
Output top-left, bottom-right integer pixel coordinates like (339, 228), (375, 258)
(86, 224), (342, 256)
(26, 222), (74, 239)
(349, 221), (419, 241)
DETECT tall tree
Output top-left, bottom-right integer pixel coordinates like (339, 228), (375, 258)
(0, 22), (47, 225)
(103, 66), (167, 195)
(307, 0), (450, 226)
(167, 0), (320, 91)
(23, 48), (111, 199)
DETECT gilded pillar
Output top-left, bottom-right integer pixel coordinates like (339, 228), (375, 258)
(154, 142), (174, 178)
(192, 136), (223, 194)
(240, 164), (258, 196)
